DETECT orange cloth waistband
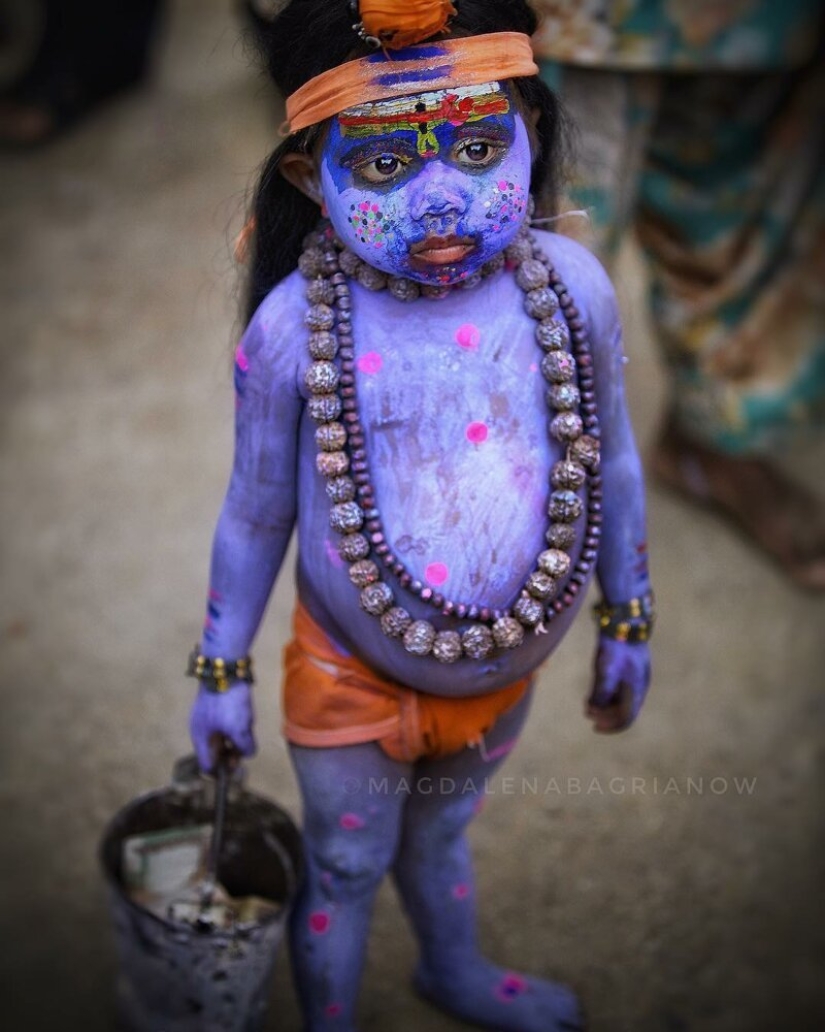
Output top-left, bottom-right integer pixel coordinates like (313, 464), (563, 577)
(282, 603), (529, 763)
(284, 32), (538, 134)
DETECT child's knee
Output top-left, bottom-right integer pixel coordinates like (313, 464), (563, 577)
(306, 828), (397, 901)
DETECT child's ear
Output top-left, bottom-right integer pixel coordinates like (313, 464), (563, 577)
(280, 152), (324, 206)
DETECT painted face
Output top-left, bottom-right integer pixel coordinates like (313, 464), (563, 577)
(320, 82), (532, 285)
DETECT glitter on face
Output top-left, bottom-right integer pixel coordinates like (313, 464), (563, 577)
(485, 179), (528, 232)
(347, 201), (390, 248)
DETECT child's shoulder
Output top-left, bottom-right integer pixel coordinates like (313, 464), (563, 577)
(530, 229), (615, 299)
(240, 269), (309, 370)
(529, 230), (621, 344)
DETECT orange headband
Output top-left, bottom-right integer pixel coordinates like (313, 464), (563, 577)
(284, 32), (539, 135)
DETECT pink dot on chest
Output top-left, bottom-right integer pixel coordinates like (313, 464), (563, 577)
(339, 812), (365, 830)
(357, 351), (383, 375)
(455, 324), (481, 350)
(425, 562), (449, 587)
(466, 422), (489, 444)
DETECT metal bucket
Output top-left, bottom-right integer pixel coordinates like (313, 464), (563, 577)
(99, 757), (302, 1032)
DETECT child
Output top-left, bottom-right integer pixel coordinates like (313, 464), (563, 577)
(188, 2), (653, 1029)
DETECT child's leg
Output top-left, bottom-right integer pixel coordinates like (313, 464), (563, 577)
(392, 690), (583, 1032)
(288, 741), (411, 1031)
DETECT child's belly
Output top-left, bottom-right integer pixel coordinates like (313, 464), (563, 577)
(295, 282), (593, 695)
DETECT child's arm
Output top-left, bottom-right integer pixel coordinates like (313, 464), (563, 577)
(188, 305), (302, 769)
(587, 290), (653, 734)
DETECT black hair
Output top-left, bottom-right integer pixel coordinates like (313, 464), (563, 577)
(244, 0), (566, 320)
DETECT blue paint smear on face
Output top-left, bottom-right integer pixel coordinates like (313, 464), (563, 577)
(320, 84), (533, 285)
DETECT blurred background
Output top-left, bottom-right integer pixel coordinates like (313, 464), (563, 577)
(1, 1), (823, 1029)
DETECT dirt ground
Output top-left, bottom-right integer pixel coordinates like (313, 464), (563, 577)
(1, 2), (823, 1030)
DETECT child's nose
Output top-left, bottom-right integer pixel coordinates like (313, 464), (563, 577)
(409, 163), (470, 221)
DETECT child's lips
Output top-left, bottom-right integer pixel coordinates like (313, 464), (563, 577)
(409, 235), (476, 266)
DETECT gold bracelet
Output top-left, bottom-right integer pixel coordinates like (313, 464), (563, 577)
(186, 646), (254, 693)
(593, 592), (655, 643)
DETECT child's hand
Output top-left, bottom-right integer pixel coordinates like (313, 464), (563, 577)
(189, 681), (256, 771)
(586, 638), (651, 733)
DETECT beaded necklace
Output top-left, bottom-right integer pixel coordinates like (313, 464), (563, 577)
(300, 218), (603, 662)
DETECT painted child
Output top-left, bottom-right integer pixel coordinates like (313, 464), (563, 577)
(188, 2), (653, 1029)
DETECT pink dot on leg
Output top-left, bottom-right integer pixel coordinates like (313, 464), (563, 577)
(309, 911), (330, 934)
(495, 973), (529, 1002)
(357, 351), (383, 375)
(466, 422), (488, 444)
(339, 812), (365, 830)
(424, 562), (449, 587)
(452, 883), (470, 900)
(325, 1003), (343, 1018)
(455, 323), (481, 350)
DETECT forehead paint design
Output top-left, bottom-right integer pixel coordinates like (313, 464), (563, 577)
(340, 83), (510, 157)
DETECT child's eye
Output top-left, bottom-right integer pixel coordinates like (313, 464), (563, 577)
(356, 153), (408, 184)
(454, 139), (504, 168)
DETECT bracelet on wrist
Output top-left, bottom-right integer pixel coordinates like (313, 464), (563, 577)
(593, 592), (655, 643)
(186, 645), (255, 693)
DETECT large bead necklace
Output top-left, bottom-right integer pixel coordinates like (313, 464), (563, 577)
(300, 218), (603, 662)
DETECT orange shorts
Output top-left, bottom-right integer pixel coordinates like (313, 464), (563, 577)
(282, 603), (529, 763)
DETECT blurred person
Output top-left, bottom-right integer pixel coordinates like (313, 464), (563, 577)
(532, 0), (825, 589)
(0, 0), (165, 144)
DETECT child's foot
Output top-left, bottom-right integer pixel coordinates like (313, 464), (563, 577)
(650, 418), (825, 591)
(414, 958), (584, 1031)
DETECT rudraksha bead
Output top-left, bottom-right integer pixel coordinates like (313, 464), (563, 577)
(461, 625), (494, 660)
(361, 582), (394, 615)
(492, 617), (524, 650)
(433, 630), (463, 664)
(403, 620), (437, 655)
